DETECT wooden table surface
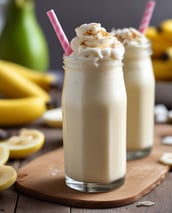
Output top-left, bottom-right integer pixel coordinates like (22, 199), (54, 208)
(1, 88), (172, 213)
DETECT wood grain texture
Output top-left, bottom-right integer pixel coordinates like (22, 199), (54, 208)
(16, 125), (172, 208)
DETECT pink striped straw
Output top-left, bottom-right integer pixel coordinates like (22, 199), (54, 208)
(47, 9), (72, 56)
(138, 0), (156, 33)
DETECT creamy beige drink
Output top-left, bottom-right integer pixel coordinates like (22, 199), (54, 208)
(113, 28), (155, 159)
(62, 23), (127, 192)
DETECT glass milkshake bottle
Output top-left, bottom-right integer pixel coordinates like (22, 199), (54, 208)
(62, 23), (127, 192)
(114, 28), (155, 160)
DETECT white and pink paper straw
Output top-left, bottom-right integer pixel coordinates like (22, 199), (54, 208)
(138, 0), (156, 33)
(47, 9), (72, 56)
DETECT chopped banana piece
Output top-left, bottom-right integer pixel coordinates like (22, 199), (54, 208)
(154, 104), (168, 123)
(0, 165), (17, 191)
(159, 152), (172, 166)
(2, 129), (45, 159)
(136, 201), (155, 207)
(0, 144), (10, 165)
(162, 136), (172, 145)
(42, 108), (62, 127)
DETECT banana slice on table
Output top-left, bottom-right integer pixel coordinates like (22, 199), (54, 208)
(0, 165), (17, 191)
(42, 108), (62, 127)
(2, 129), (45, 158)
(0, 144), (10, 165)
(159, 152), (172, 166)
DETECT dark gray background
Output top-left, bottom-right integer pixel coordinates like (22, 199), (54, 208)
(34, 0), (172, 70)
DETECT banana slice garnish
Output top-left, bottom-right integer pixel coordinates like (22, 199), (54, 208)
(159, 152), (172, 166)
(0, 144), (10, 165)
(2, 129), (45, 159)
(0, 165), (17, 192)
(42, 107), (62, 127)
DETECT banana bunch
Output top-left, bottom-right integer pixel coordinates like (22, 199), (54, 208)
(0, 60), (57, 126)
(145, 19), (172, 81)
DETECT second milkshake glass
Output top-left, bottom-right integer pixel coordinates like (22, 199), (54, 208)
(118, 29), (155, 160)
(114, 28), (155, 160)
(124, 41), (155, 159)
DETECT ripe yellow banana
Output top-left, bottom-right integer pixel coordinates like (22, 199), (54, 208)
(145, 27), (171, 57)
(161, 47), (172, 60)
(151, 42), (169, 58)
(158, 19), (172, 42)
(0, 63), (50, 101)
(145, 27), (171, 44)
(0, 97), (47, 126)
(0, 60), (56, 91)
(152, 59), (172, 81)
(146, 21), (172, 81)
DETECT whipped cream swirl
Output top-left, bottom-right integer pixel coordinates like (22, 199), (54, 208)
(112, 27), (148, 47)
(70, 23), (124, 62)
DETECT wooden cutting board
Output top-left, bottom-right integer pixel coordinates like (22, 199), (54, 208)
(16, 124), (172, 208)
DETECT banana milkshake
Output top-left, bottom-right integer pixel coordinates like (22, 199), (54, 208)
(62, 23), (127, 192)
(113, 28), (155, 160)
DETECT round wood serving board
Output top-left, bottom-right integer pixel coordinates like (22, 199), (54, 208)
(16, 125), (172, 208)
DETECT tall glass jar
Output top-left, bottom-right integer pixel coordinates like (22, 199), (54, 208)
(62, 56), (127, 192)
(123, 41), (155, 160)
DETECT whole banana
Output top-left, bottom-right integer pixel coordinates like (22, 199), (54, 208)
(0, 60), (56, 91)
(145, 22), (172, 81)
(162, 47), (172, 60)
(158, 19), (172, 42)
(0, 63), (50, 101)
(145, 27), (171, 58)
(152, 59), (172, 81)
(0, 97), (46, 126)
